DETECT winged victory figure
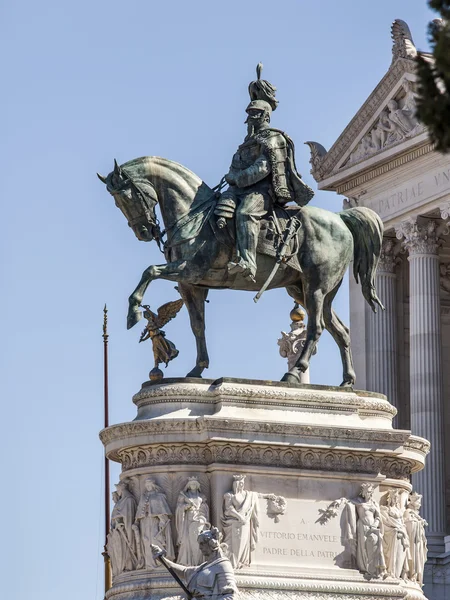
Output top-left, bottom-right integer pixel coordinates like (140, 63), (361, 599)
(139, 299), (184, 380)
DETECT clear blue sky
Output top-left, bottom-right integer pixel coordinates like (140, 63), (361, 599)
(1, 1), (434, 598)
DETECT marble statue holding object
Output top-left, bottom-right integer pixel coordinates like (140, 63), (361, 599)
(380, 489), (410, 579)
(175, 477), (210, 566)
(278, 303), (315, 382)
(342, 483), (387, 579)
(107, 480), (139, 577)
(139, 299), (184, 381)
(98, 64), (384, 387)
(152, 527), (238, 600)
(134, 477), (174, 569)
(404, 491), (428, 585)
(222, 474), (259, 569)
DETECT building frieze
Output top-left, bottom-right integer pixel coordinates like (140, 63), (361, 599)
(116, 441), (415, 480)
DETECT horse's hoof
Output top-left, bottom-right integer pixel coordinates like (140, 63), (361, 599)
(340, 380), (354, 388)
(281, 371), (300, 384)
(186, 366), (204, 378)
(127, 308), (142, 330)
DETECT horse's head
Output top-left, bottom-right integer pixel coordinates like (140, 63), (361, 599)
(98, 160), (161, 242)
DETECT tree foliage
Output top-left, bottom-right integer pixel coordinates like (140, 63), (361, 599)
(416, 1), (450, 153)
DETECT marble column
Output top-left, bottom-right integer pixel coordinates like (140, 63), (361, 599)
(395, 218), (446, 554)
(366, 238), (399, 411)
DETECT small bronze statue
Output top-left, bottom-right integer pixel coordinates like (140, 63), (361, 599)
(139, 299), (184, 381)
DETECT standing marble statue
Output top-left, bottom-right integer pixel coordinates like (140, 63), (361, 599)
(380, 489), (410, 579)
(343, 483), (387, 578)
(152, 527), (238, 600)
(404, 492), (428, 585)
(175, 477), (210, 565)
(107, 480), (138, 577)
(134, 477), (174, 569)
(222, 474), (259, 569)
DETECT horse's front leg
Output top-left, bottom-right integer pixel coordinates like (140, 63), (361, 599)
(127, 260), (187, 329)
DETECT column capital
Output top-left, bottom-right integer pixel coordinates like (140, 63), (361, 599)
(395, 218), (439, 256)
(378, 238), (400, 274)
(440, 200), (450, 221)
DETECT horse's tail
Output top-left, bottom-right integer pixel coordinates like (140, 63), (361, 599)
(339, 207), (384, 313)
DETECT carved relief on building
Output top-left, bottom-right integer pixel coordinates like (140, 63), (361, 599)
(346, 79), (424, 167)
(221, 474), (287, 569)
(404, 491), (428, 586)
(380, 489), (410, 579)
(175, 477), (210, 566)
(107, 478), (140, 578)
(134, 477), (175, 569)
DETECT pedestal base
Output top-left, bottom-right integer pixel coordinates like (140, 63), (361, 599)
(100, 378), (430, 600)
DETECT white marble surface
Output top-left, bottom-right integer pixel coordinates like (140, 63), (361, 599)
(101, 379), (430, 600)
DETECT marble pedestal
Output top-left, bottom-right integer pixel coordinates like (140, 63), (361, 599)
(100, 378), (430, 600)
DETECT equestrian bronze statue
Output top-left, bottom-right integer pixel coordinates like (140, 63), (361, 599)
(98, 65), (384, 386)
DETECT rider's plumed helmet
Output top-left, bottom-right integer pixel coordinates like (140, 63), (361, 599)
(247, 62), (278, 117)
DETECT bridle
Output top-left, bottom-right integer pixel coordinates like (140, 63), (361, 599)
(113, 167), (166, 253)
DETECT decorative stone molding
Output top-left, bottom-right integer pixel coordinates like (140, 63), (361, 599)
(100, 417), (407, 448)
(131, 380), (396, 415)
(304, 141), (327, 181)
(335, 142), (432, 196)
(378, 238), (399, 274)
(440, 201), (450, 221)
(391, 19), (417, 63)
(106, 579), (415, 600)
(116, 442), (414, 480)
(395, 218), (439, 256)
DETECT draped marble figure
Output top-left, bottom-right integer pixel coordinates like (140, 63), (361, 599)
(380, 489), (410, 579)
(107, 480), (138, 577)
(404, 492), (427, 585)
(152, 527), (238, 600)
(175, 477), (210, 565)
(134, 478), (174, 568)
(222, 475), (259, 569)
(343, 483), (387, 578)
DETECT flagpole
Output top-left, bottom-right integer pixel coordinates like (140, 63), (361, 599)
(102, 305), (112, 596)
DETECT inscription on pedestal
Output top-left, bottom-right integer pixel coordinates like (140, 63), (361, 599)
(253, 499), (351, 569)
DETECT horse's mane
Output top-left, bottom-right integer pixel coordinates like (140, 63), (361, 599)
(121, 156), (204, 191)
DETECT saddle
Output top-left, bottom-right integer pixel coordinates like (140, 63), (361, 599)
(211, 203), (303, 273)
(167, 192), (302, 273)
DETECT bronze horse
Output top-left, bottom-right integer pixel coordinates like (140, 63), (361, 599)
(98, 157), (383, 385)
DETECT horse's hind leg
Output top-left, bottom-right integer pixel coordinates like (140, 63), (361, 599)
(282, 288), (325, 384)
(323, 282), (355, 387)
(178, 283), (209, 378)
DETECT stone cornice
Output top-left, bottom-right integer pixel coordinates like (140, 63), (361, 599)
(333, 142), (433, 195)
(131, 380), (395, 417)
(99, 417), (407, 447)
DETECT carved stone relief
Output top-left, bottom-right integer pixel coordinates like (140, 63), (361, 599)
(221, 474), (287, 569)
(107, 479), (139, 578)
(347, 79), (424, 167)
(380, 489), (409, 579)
(134, 477), (175, 569)
(318, 484), (386, 578)
(404, 491), (428, 586)
(222, 474), (260, 569)
(175, 476), (210, 566)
